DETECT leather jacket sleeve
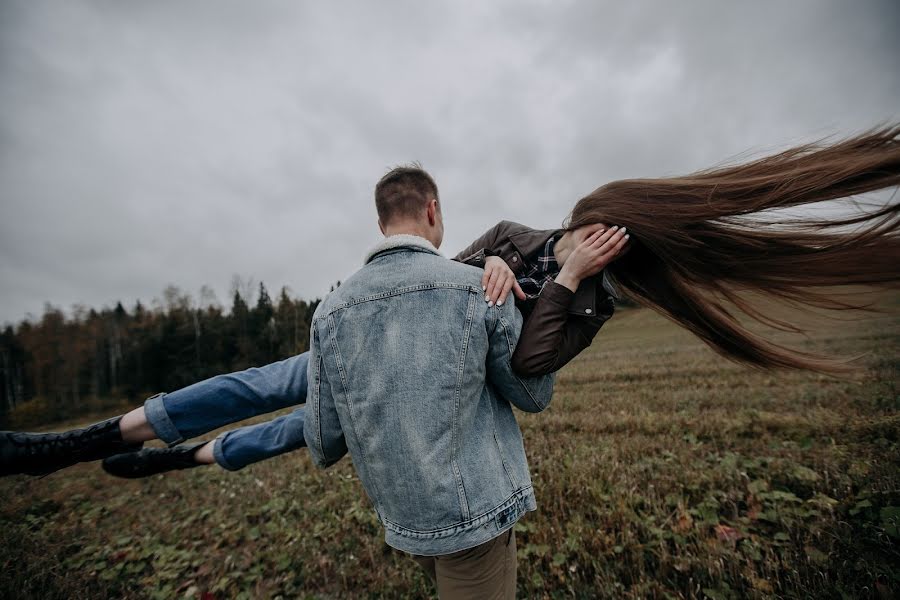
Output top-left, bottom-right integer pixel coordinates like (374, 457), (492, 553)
(453, 220), (616, 377)
(452, 222), (507, 268)
(511, 279), (615, 377)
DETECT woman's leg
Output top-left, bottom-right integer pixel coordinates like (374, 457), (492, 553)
(0, 416), (143, 477)
(139, 352), (310, 445)
(0, 353), (310, 477)
(103, 407), (308, 477)
(119, 407), (158, 444)
(211, 407), (308, 470)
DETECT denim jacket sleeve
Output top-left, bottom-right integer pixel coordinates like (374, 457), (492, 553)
(303, 320), (348, 469)
(485, 299), (555, 413)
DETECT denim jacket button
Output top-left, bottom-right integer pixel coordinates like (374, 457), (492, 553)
(511, 256), (518, 263)
(584, 308), (592, 314)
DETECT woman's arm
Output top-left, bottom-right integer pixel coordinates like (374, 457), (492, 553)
(454, 221), (525, 305)
(511, 281), (614, 376)
(453, 221), (508, 267)
(511, 226), (628, 377)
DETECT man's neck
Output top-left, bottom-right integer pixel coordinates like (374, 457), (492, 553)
(383, 222), (434, 244)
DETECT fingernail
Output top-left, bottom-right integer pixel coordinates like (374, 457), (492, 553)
(620, 227), (627, 233)
(488, 301), (494, 307)
(485, 295), (490, 301)
(625, 234), (630, 239)
(497, 301), (503, 306)
(482, 286), (486, 291)
(612, 225), (619, 230)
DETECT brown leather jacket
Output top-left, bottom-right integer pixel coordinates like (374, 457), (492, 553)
(453, 220), (616, 377)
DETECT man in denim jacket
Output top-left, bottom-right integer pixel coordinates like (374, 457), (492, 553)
(0, 164), (553, 597)
(304, 165), (554, 597)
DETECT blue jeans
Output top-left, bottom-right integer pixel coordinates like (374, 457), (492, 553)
(143, 353), (309, 471)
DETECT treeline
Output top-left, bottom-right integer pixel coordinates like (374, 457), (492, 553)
(0, 282), (320, 424)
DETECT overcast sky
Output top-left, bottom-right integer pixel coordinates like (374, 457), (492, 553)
(1, 0), (898, 324)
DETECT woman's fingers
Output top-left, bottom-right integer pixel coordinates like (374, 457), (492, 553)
(576, 222), (607, 243)
(590, 226), (624, 250)
(596, 234), (631, 266)
(567, 224), (632, 279)
(601, 230), (630, 253)
(587, 228), (626, 260)
(512, 280), (527, 301)
(496, 275), (514, 306)
(582, 227), (609, 248)
(583, 226), (618, 251)
(484, 266), (502, 305)
(604, 235), (631, 260)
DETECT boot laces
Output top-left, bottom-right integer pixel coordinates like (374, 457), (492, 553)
(6, 420), (116, 457)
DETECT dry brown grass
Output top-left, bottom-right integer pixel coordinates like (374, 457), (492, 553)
(2, 291), (898, 599)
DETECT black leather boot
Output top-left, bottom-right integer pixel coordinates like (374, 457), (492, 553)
(0, 416), (143, 477)
(102, 442), (207, 479)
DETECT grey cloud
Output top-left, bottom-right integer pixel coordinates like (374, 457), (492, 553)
(1, 0), (898, 324)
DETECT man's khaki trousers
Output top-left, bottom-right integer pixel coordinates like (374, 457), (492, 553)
(411, 529), (517, 599)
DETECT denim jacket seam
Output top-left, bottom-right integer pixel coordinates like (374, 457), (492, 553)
(326, 314), (385, 511)
(490, 403), (518, 490)
(310, 327), (325, 466)
(381, 485), (534, 538)
(450, 291), (477, 521)
(497, 311), (544, 412)
(484, 307), (517, 489)
(313, 358), (324, 464)
(327, 282), (481, 313)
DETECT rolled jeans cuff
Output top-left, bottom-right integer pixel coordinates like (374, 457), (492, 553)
(143, 392), (185, 445)
(212, 433), (241, 472)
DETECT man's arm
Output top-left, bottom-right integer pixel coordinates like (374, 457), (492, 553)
(303, 320), (348, 469)
(485, 299), (555, 413)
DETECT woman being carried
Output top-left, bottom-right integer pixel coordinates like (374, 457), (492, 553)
(2, 126), (900, 478)
(0, 211), (626, 477)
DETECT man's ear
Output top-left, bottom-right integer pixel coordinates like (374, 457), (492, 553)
(427, 199), (438, 226)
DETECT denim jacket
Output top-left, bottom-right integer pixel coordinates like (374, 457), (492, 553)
(303, 234), (555, 556)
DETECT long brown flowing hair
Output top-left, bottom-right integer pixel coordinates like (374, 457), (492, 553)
(567, 125), (900, 373)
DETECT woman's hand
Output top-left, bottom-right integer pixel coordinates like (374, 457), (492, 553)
(483, 256), (526, 307)
(555, 225), (629, 292)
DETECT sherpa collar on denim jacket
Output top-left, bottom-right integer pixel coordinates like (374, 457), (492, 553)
(364, 234), (443, 264)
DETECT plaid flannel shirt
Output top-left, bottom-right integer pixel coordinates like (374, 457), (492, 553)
(516, 234), (561, 299)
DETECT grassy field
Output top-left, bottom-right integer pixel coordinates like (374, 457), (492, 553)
(1, 293), (898, 599)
